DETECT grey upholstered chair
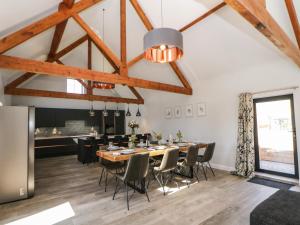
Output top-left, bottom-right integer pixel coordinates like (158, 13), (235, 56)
(98, 158), (125, 192)
(113, 153), (150, 210)
(177, 145), (200, 187)
(152, 147), (180, 195)
(197, 143), (216, 181)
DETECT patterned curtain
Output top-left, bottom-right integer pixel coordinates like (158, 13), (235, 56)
(234, 93), (255, 177)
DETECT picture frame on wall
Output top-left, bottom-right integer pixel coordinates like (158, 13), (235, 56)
(174, 106), (182, 118)
(185, 104), (193, 117)
(165, 107), (172, 119)
(197, 103), (206, 117)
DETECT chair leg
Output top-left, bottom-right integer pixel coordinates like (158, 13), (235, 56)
(126, 183), (130, 210)
(201, 164), (207, 181)
(98, 168), (104, 186)
(208, 162), (215, 176)
(193, 166), (200, 183)
(104, 170), (108, 192)
(113, 179), (119, 200)
(155, 173), (165, 195)
(143, 179), (150, 202)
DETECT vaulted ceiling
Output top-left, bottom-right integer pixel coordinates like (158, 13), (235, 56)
(0, 0), (299, 102)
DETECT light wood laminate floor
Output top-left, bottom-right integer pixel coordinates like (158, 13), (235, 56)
(0, 155), (277, 225)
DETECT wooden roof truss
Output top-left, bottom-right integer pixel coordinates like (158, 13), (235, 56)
(0, 0), (299, 104)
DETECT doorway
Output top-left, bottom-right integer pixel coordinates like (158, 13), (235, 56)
(254, 94), (299, 178)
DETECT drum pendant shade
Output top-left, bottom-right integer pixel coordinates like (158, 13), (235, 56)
(144, 27), (183, 63)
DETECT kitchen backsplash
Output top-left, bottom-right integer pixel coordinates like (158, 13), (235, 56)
(35, 120), (99, 136)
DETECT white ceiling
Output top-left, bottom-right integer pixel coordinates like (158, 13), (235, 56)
(0, 0), (299, 98)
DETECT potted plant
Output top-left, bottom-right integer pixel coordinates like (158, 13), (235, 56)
(153, 131), (163, 145)
(176, 130), (183, 143)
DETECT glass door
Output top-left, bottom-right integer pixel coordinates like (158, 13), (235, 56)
(254, 94), (299, 178)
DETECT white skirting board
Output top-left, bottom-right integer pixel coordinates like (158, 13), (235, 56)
(210, 163), (235, 172)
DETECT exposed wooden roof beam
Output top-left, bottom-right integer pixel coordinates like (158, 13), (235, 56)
(72, 13), (121, 71)
(48, 1), (75, 58)
(0, 0), (103, 54)
(128, 1), (226, 70)
(5, 88), (143, 104)
(120, 0), (128, 76)
(224, 0), (300, 67)
(54, 35), (88, 60)
(179, 2), (226, 32)
(63, 0), (76, 8)
(285, 0), (300, 49)
(129, 0), (192, 90)
(5, 35), (88, 89)
(127, 53), (144, 68)
(129, 0), (153, 31)
(0, 55), (192, 95)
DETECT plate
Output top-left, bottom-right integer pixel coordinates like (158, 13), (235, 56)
(120, 149), (135, 155)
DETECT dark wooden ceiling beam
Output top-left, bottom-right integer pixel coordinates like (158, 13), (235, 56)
(285, 0), (300, 49)
(224, 0), (300, 67)
(5, 88), (144, 104)
(0, 0), (103, 54)
(0, 55), (192, 95)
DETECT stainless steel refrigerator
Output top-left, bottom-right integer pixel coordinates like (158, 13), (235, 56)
(0, 106), (35, 204)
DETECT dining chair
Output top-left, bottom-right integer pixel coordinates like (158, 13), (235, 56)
(98, 157), (125, 192)
(152, 147), (180, 195)
(197, 143), (216, 181)
(177, 145), (200, 187)
(112, 153), (150, 210)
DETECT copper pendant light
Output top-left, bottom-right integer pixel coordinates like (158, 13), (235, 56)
(143, 0), (183, 63)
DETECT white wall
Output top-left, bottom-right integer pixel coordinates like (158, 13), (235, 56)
(142, 57), (300, 172)
(0, 73), (11, 106)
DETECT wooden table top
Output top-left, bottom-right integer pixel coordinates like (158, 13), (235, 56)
(96, 143), (207, 162)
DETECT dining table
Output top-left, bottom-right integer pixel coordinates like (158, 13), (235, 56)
(96, 143), (208, 162)
(96, 143), (207, 193)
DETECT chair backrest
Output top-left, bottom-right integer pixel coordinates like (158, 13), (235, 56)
(185, 145), (200, 166)
(123, 153), (149, 182)
(159, 148), (179, 172)
(201, 143), (216, 162)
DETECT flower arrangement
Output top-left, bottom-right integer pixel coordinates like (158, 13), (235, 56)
(128, 120), (139, 134)
(176, 130), (183, 142)
(153, 131), (162, 141)
(128, 120), (139, 129)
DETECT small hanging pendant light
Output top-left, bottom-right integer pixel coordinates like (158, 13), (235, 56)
(136, 105), (141, 117)
(115, 104), (120, 117)
(89, 100), (95, 117)
(143, 0), (183, 63)
(126, 104), (132, 117)
(103, 103), (108, 117)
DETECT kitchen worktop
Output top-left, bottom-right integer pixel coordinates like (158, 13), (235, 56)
(35, 134), (95, 140)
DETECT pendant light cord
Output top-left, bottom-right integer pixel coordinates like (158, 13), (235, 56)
(102, 8), (105, 72)
(161, 0), (164, 27)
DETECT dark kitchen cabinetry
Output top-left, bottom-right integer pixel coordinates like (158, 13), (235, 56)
(35, 138), (78, 158)
(35, 108), (65, 128)
(35, 107), (125, 135)
(85, 110), (102, 127)
(115, 111), (125, 135)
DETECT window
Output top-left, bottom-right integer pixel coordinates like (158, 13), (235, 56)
(67, 79), (85, 94)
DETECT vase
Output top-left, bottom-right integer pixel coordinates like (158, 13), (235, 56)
(131, 128), (136, 135)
